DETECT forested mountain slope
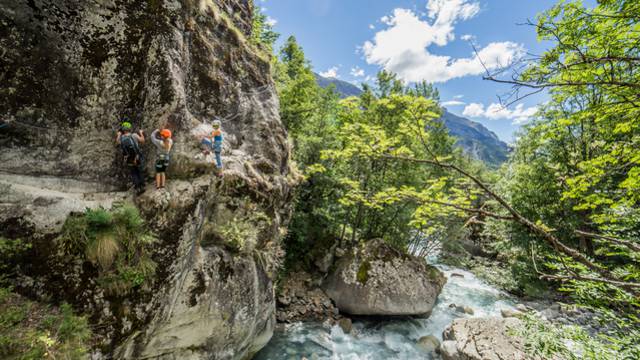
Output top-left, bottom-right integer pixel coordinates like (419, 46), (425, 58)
(316, 78), (509, 165)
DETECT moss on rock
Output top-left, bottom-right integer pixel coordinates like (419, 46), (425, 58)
(356, 260), (371, 285)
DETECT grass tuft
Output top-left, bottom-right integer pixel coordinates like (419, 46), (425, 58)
(57, 204), (157, 297)
(86, 232), (120, 270)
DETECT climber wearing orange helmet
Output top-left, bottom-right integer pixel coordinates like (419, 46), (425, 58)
(151, 128), (173, 189)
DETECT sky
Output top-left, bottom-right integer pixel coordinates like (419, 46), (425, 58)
(259, 0), (563, 142)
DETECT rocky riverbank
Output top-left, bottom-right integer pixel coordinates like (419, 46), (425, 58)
(275, 239), (447, 329)
(260, 256), (615, 359)
(440, 243), (614, 338)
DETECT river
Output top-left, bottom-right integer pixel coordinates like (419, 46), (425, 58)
(255, 264), (516, 359)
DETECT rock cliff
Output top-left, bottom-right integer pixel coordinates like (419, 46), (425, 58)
(0, 0), (295, 358)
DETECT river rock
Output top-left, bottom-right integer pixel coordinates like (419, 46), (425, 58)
(450, 304), (474, 315)
(451, 273), (465, 278)
(338, 318), (353, 334)
(442, 317), (533, 360)
(540, 307), (561, 320)
(416, 335), (440, 353)
(501, 308), (523, 318)
(323, 239), (446, 316)
(463, 306), (475, 315)
(440, 341), (458, 359)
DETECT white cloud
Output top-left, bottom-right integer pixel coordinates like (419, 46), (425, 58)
(442, 100), (466, 107)
(369, 24), (375, 30)
(460, 34), (475, 41)
(462, 102), (485, 117)
(350, 66), (365, 77)
(320, 66), (340, 78)
(265, 16), (277, 26)
(453, 94), (464, 99)
(463, 102), (538, 124)
(362, 0), (525, 83)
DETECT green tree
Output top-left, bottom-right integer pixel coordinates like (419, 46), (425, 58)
(275, 36), (322, 136)
(481, 0), (640, 320)
(250, 1), (279, 52)
(274, 36), (344, 268)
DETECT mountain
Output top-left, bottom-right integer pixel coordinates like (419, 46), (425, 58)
(314, 72), (364, 98)
(314, 78), (509, 166)
(441, 109), (509, 166)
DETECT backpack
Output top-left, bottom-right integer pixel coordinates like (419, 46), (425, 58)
(120, 134), (142, 166)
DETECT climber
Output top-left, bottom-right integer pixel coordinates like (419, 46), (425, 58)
(116, 121), (146, 195)
(150, 128), (173, 189)
(201, 119), (224, 177)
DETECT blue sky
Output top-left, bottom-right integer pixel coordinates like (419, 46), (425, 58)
(260, 0), (564, 142)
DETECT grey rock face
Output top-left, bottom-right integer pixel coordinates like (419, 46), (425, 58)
(323, 239), (446, 316)
(1, 1), (296, 359)
(116, 198), (277, 359)
(442, 317), (537, 360)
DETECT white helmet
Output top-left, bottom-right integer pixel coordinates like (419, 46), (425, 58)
(212, 119), (221, 128)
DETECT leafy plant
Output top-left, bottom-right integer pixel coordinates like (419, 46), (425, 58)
(510, 312), (640, 360)
(0, 237), (31, 284)
(0, 287), (91, 359)
(250, 1), (279, 52)
(57, 204), (157, 296)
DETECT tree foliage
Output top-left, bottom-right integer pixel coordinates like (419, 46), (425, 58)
(276, 1), (639, 348)
(483, 0), (640, 326)
(275, 41), (470, 267)
(250, 1), (279, 52)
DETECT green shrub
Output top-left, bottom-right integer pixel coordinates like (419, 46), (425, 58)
(0, 288), (91, 359)
(0, 238), (31, 284)
(510, 312), (639, 360)
(57, 204), (157, 296)
(85, 208), (113, 228)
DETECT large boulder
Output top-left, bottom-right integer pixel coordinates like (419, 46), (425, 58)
(441, 317), (538, 360)
(0, 1), (296, 359)
(323, 239), (446, 316)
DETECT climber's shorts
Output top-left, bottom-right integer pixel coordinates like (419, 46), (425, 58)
(155, 158), (169, 173)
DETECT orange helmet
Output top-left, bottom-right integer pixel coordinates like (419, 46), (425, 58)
(160, 129), (172, 139)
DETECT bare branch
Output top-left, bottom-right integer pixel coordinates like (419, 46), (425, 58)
(382, 153), (623, 281)
(531, 247), (640, 294)
(575, 230), (640, 253)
